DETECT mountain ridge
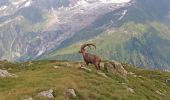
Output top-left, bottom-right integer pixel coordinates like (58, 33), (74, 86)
(0, 0), (170, 70)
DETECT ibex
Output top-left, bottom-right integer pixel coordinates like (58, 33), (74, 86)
(79, 43), (101, 70)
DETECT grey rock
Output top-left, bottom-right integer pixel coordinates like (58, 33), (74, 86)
(127, 87), (135, 94)
(37, 89), (54, 99)
(104, 60), (128, 77)
(65, 89), (76, 100)
(0, 69), (17, 78)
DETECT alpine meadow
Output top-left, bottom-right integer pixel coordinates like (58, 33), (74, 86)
(0, 0), (170, 100)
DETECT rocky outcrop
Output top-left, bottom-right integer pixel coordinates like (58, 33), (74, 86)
(104, 60), (128, 77)
(65, 89), (77, 100)
(127, 87), (135, 94)
(0, 69), (17, 78)
(37, 89), (54, 99)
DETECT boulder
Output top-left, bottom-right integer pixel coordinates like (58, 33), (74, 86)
(104, 60), (128, 77)
(65, 89), (76, 100)
(53, 66), (60, 69)
(37, 89), (54, 99)
(127, 87), (135, 94)
(166, 79), (170, 83)
(0, 69), (17, 78)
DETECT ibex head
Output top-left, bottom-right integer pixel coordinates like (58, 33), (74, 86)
(79, 43), (96, 53)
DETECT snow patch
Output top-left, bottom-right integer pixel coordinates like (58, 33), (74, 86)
(11, 0), (27, 5)
(36, 48), (46, 57)
(85, 0), (131, 4)
(24, 0), (32, 7)
(118, 10), (127, 21)
(72, 0), (131, 7)
(76, 0), (89, 7)
(0, 6), (7, 10)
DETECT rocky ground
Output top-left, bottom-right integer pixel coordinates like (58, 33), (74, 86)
(0, 60), (169, 100)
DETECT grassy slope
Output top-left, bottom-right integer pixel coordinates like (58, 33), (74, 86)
(0, 60), (170, 100)
(42, 21), (170, 69)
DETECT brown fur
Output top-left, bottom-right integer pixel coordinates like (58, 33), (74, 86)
(79, 44), (101, 70)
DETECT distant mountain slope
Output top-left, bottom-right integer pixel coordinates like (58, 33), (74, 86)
(42, 21), (170, 70)
(41, 0), (170, 70)
(56, 0), (170, 49)
(0, 0), (170, 70)
(0, 0), (132, 61)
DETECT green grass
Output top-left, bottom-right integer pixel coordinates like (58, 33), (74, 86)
(0, 60), (169, 100)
